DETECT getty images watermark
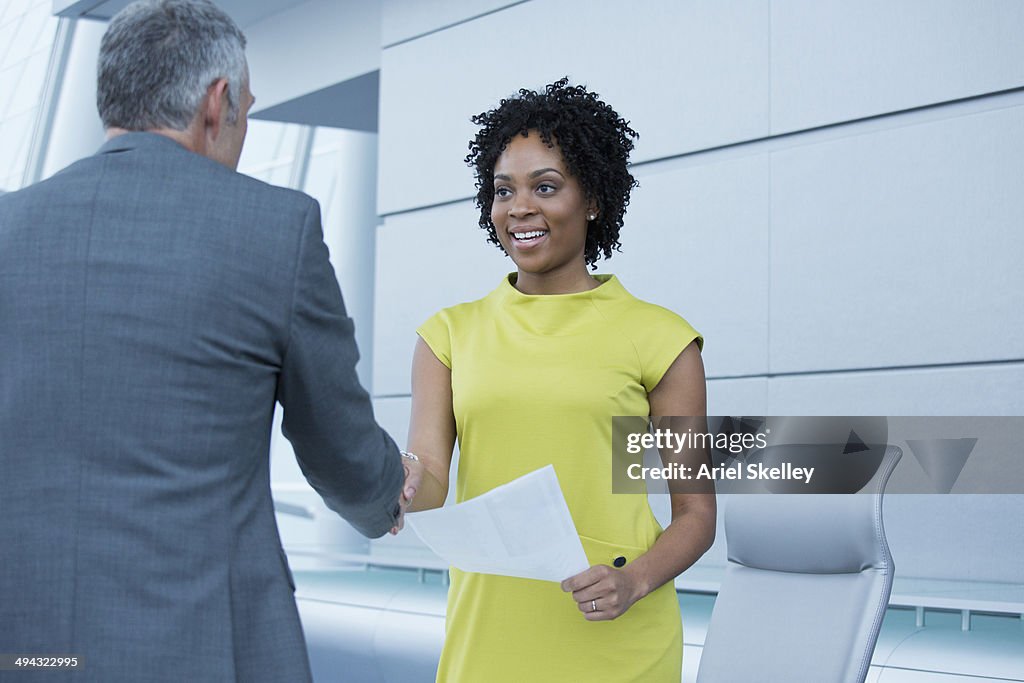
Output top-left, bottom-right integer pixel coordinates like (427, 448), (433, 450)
(611, 416), (1024, 494)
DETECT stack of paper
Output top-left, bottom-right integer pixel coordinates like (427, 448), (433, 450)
(407, 465), (590, 583)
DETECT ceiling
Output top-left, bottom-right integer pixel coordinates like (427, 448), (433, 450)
(250, 71), (378, 132)
(53, 0), (300, 27)
(51, 0), (380, 131)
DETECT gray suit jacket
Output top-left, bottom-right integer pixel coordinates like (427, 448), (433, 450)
(0, 133), (403, 682)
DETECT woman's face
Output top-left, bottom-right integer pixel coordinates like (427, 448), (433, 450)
(491, 131), (593, 281)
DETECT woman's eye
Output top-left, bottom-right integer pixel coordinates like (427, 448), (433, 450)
(494, 187), (511, 198)
(537, 183), (556, 194)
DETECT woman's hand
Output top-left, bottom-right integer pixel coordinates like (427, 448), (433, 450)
(390, 455), (424, 535)
(561, 564), (646, 621)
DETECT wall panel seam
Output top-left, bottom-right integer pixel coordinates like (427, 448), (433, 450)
(379, 87), (1024, 219)
(719, 358), (1024, 382)
(381, 0), (534, 49)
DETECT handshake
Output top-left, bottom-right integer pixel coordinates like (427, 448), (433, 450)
(389, 450), (426, 535)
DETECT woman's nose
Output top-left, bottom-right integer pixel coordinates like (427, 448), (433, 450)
(508, 192), (537, 218)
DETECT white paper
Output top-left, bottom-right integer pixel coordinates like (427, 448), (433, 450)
(407, 465), (590, 583)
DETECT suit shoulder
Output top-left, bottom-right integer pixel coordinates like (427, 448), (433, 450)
(2, 155), (99, 203)
(0, 164), (100, 230)
(211, 165), (318, 214)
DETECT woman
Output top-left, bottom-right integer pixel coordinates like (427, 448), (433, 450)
(403, 79), (716, 681)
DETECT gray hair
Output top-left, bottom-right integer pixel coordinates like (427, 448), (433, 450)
(97, 0), (247, 131)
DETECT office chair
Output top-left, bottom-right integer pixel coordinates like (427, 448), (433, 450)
(696, 445), (902, 683)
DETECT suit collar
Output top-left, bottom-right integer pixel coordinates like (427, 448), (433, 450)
(99, 131), (191, 155)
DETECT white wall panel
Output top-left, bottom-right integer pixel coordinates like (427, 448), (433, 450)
(771, 0), (1024, 133)
(770, 105), (1024, 374)
(613, 154), (770, 379)
(885, 494), (1024, 584)
(381, 0), (524, 47)
(378, 0), (770, 215)
(767, 363), (1024, 416)
(373, 201), (510, 396)
(373, 396), (412, 446)
(706, 378), (768, 417)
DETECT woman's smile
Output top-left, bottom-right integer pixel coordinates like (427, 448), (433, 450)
(508, 226), (549, 248)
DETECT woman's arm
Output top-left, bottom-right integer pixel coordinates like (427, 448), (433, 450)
(561, 340), (717, 619)
(404, 336), (458, 513)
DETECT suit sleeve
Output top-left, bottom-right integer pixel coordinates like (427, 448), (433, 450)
(276, 199), (403, 538)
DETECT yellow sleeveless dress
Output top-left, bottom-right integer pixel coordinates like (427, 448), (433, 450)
(417, 274), (702, 682)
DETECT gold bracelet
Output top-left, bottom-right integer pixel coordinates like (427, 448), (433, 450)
(400, 450), (420, 462)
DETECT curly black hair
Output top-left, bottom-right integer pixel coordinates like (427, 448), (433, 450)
(465, 78), (639, 269)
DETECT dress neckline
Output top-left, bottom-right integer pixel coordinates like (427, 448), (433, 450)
(499, 273), (624, 302)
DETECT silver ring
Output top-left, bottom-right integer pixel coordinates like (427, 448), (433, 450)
(400, 450), (419, 462)
(591, 599), (597, 613)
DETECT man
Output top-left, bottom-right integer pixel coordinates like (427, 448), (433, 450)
(0, 1), (417, 680)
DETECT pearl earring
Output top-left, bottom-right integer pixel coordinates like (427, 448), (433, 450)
(587, 214), (596, 221)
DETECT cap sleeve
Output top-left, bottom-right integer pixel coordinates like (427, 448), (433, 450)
(638, 310), (703, 393)
(416, 310), (452, 369)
